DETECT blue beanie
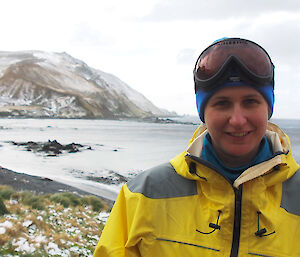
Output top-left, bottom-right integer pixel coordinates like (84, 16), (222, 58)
(196, 82), (274, 123)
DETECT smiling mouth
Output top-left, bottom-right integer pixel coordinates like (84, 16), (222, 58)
(227, 132), (250, 137)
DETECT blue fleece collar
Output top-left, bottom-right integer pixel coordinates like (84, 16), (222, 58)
(201, 134), (273, 182)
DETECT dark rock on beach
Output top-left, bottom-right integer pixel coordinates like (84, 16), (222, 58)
(10, 140), (89, 157)
(87, 172), (128, 185)
(152, 117), (200, 125)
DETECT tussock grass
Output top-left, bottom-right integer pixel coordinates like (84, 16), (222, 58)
(21, 192), (47, 210)
(0, 185), (15, 200)
(0, 186), (110, 256)
(0, 197), (9, 216)
(81, 195), (104, 212)
(0, 233), (10, 246)
(50, 192), (80, 207)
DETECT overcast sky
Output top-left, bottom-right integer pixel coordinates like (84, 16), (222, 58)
(1, 0), (300, 119)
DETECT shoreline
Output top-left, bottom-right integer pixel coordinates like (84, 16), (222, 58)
(0, 166), (114, 206)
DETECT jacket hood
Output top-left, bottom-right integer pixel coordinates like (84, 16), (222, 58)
(170, 122), (299, 188)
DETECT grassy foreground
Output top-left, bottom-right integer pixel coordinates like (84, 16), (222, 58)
(0, 185), (110, 257)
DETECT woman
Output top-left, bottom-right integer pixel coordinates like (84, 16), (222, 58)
(93, 38), (300, 257)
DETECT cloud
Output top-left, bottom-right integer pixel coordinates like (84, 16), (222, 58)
(143, 0), (300, 21)
(260, 26), (300, 68)
(70, 23), (115, 47)
(176, 48), (197, 65)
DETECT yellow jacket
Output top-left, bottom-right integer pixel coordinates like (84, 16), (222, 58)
(94, 123), (300, 257)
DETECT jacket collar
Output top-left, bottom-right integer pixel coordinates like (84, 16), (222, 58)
(170, 122), (299, 188)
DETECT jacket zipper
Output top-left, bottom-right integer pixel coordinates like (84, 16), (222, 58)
(230, 186), (243, 257)
(186, 155), (244, 256)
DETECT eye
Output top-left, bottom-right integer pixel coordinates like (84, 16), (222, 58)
(244, 98), (259, 105)
(213, 100), (229, 107)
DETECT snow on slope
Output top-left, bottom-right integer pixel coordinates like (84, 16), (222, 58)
(0, 51), (172, 118)
(91, 70), (166, 115)
(32, 51), (167, 114)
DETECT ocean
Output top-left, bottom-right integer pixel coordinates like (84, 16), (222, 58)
(0, 117), (299, 201)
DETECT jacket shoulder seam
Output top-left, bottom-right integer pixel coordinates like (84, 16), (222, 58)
(127, 162), (197, 199)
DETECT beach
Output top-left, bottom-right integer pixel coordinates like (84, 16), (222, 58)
(0, 166), (114, 206)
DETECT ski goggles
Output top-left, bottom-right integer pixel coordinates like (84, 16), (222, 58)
(193, 38), (275, 92)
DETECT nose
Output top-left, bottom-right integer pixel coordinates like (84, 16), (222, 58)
(228, 105), (247, 126)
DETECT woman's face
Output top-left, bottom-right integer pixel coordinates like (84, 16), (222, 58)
(204, 86), (269, 167)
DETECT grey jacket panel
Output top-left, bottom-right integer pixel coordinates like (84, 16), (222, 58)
(127, 162), (198, 199)
(281, 169), (300, 215)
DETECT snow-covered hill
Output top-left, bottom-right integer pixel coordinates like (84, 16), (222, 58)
(0, 51), (173, 119)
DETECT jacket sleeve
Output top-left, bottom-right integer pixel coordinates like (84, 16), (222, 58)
(93, 184), (142, 257)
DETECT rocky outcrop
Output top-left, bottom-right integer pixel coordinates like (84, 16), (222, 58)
(10, 140), (90, 157)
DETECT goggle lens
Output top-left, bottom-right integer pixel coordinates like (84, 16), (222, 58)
(194, 38), (274, 83)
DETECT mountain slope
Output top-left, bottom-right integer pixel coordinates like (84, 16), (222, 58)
(0, 51), (171, 119)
